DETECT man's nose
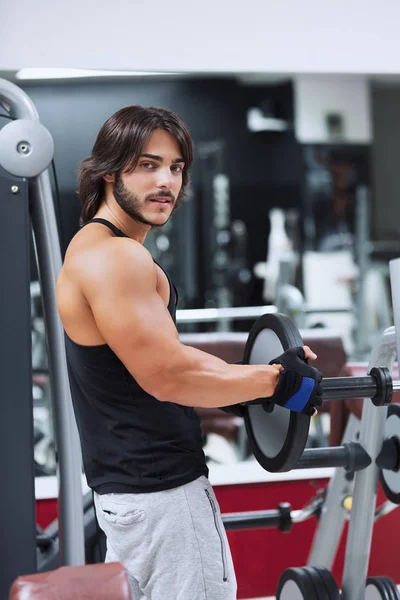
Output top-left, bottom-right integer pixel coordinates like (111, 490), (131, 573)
(155, 167), (173, 188)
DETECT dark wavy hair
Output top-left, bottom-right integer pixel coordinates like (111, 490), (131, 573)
(78, 105), (193, 225)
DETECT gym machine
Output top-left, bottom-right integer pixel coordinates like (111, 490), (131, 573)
(2, 78), (400, 599)
(0, 78), (85, 598)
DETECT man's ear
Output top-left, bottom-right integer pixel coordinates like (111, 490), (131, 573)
(103, 173), (115, 183)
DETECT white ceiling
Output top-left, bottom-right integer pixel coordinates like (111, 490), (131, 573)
(2, 1), (400, 76)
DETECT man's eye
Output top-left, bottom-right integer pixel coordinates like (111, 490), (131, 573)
(171, 165), (183, 173)
(141, 162), (155, 169)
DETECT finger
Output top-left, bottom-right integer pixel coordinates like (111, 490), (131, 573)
(302, 404), (316, 417)
(303, 345), (317, 361)
(306, 404), (319, 417)
(296, 346), (306, 360)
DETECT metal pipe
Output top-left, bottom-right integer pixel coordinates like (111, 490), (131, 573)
(31, 171), (85, 568)
(307, 415), (359, 569)
(176, 304), (349, 323)
(291, 498), (325, 524)
(177, 305), (277, 323)
(354, 185), (370, 356)
(290, 508), (317, 524)
(222, 495), (324, 532)
(0, 78), (39, 120)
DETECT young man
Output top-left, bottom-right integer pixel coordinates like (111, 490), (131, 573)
(56, 105), (322, 600)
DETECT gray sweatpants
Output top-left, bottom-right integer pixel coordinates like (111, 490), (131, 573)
(94, 476), (237, 600)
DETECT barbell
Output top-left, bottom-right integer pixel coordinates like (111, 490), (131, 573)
(242, 313), (400, 480)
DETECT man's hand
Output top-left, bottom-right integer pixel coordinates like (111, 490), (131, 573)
(267, 346), (323, 416)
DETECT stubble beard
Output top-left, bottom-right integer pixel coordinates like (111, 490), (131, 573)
(113, 173), (179, 229)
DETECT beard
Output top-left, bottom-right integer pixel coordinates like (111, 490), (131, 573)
(113, 172), (179, 228)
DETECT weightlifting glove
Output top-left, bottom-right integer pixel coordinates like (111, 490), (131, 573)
(266, 346), (323, 416)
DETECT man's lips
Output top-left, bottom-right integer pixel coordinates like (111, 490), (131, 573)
(149, 197), (172, 203)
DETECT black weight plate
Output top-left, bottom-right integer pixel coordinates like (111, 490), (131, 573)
(243, 313), (311, 472)
(276, 567), (318, 599)
(380, 405), (400, 504)
(382, 576), (400, 600)
(366, 576), (392, 600)
(307, 566), (340, 600)
(301, 566), (331, 599)
(377, 577), (395, 600)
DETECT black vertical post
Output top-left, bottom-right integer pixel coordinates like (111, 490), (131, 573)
(0, 173), (36, 597)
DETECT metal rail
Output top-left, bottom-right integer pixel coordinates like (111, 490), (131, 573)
(176, 304), (350, 323)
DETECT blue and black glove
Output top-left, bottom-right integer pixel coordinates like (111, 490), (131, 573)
(267, 346), (323, 416)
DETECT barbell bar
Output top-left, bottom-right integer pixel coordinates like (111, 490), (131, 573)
(222, 497), (323, 532)
(321, 369), (397, 404)
(221, 496), (398, 533)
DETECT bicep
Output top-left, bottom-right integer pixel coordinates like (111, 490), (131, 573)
(86, 251), (182, 394)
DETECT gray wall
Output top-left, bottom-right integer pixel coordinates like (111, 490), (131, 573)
(371, 84), (400, 240)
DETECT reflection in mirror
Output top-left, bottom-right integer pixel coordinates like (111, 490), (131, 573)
(17, 70), (400, 472)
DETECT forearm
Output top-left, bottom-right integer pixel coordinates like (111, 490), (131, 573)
(150, 344), (280, 408)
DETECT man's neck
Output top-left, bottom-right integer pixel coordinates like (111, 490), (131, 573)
(96, 198), (149, 245)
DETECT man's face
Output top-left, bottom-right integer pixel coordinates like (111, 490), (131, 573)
(114, 128), (185, 228)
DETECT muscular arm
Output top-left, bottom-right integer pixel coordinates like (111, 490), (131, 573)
(82, 239), (281, 408)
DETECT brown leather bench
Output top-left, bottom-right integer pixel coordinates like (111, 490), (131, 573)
(179, 332), (247, 365)
(9, 563), (131, 600)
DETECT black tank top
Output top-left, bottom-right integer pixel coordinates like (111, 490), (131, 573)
(64, 218), (208, 494)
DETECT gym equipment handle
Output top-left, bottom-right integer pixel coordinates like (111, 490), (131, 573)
(322, 367), (397, 406)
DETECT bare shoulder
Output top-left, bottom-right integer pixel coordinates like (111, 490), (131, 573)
(56, 227), (158, 343)
(60, 229), (156, 297)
